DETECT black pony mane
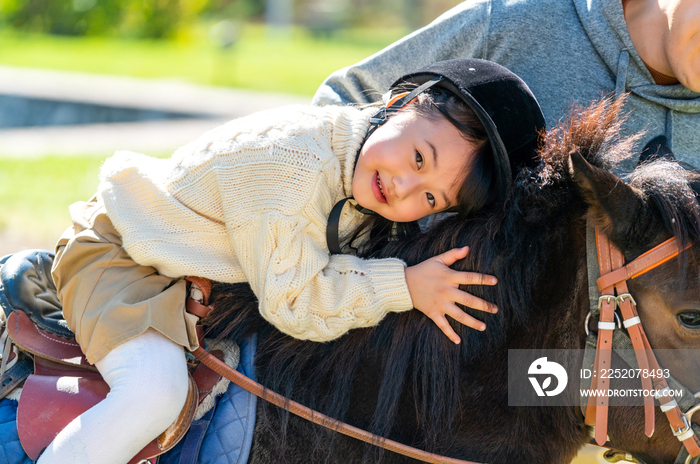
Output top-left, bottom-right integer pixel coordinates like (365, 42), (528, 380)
(203, 97), (700, 456)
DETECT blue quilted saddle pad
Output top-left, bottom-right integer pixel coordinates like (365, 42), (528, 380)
(0, 334), (258, 464)
(160, 333), (258, 464)
(0, 400), (30, 464)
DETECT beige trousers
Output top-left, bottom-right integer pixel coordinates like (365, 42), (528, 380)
(51, 197), (199, 364)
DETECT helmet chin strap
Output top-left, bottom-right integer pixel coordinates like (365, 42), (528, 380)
(325, 77), (444, 255)
(326, 197), (377, 255)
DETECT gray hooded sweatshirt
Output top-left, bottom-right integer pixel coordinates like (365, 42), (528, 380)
(313, 0), (700, 173)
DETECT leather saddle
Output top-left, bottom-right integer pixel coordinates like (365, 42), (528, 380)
(0, 250), (224, 463)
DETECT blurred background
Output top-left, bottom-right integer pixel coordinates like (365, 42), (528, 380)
(0, 0), (461, 254)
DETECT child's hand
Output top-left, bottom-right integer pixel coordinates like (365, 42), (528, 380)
(404, 246), (497, 344)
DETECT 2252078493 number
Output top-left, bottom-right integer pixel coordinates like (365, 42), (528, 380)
(580, 368), (671, 379)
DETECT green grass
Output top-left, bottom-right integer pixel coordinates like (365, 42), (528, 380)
(0, 24), (407, 95)
(0, 156), (104, 248)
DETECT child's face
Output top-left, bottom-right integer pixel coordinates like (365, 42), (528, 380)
(352, 108), (475, 223)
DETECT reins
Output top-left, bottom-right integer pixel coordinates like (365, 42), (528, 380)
(584, 227), (700, 462)
(185, 280), (483, 464)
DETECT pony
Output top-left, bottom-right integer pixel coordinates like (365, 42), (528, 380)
(203, 97), (700, 464)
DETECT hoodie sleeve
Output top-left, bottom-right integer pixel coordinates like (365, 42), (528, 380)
(312, 0), (491, 106)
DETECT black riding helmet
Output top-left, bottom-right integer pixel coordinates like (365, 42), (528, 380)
(377, 58), (546, 204)
(326, 59), (546, 254)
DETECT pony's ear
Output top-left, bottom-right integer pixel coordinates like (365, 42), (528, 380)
(688, 172), (700, 199)
(569, 150), (657, 251)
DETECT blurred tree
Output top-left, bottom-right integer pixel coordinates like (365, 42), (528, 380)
(120, 0), (188, 38)
(342, 0), (461, 29)
(0, 0), (117, 35)
(0, 0), (460, 38)
(298, 0), (348, 36)
(0, 0), (257, 38)
(201, 0), (264, 20)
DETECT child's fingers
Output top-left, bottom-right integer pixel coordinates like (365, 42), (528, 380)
(445, 305), (486, 331)
(430, 313), (462, 344)
(452, 270), (497, 286)
(449, 287), (498, 313)
(438, 246), (469, 266)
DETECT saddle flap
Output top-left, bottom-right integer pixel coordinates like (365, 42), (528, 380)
(17, 369), (199, 463)
(17, 372), (110, 460)
(6, 310), (95, 371)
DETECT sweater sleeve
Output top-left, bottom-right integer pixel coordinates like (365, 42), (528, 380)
(228, 212), (414, 341)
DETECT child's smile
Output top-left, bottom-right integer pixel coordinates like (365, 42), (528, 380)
(352, 108), (475, 222)
(373, 171), (387, 203)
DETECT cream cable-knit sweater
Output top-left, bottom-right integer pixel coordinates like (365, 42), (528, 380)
(97, 104), (414, 342)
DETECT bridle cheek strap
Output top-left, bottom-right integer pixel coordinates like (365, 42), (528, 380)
(585, 229), (616, 444)
(589, 230), (700, 457)
(586, 231), (655, 443)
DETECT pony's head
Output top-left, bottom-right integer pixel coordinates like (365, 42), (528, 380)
(567, 106), (700, 463)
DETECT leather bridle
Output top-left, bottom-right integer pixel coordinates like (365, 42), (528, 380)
(584, 228), (700, 463)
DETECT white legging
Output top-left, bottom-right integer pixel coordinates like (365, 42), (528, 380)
(38, 329), (189, 464)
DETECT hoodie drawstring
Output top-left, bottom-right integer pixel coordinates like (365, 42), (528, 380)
(614, 50), (629, 100)
(665, 108), (674, 152)
(617, 49), (676, 155)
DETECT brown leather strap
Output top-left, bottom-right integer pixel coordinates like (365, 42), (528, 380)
(186, 276), (212, 301)
(185, 276), (214, 319)
(185, 277), (481, 462)
(643, 332), (700, 456)
(191, 346), (482, 464)
(587, 230), (615, 445)
(596, 237), (691, 291)
(592, 231), (700, 457)
(191, 350), (225, 406)
(186, 298), (212, 319)
(609, 245), (655, 437)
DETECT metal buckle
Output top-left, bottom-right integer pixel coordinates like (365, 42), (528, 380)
(585, 310), (622, 336)
(598, 295), (615, 311)
(369, 107), (387, 125)
(672, 415), (692, 438)
(681, 417), (700, 464)
(615, 293), (636, 306)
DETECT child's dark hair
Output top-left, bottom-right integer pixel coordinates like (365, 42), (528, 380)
(347, 85), (494, 255)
